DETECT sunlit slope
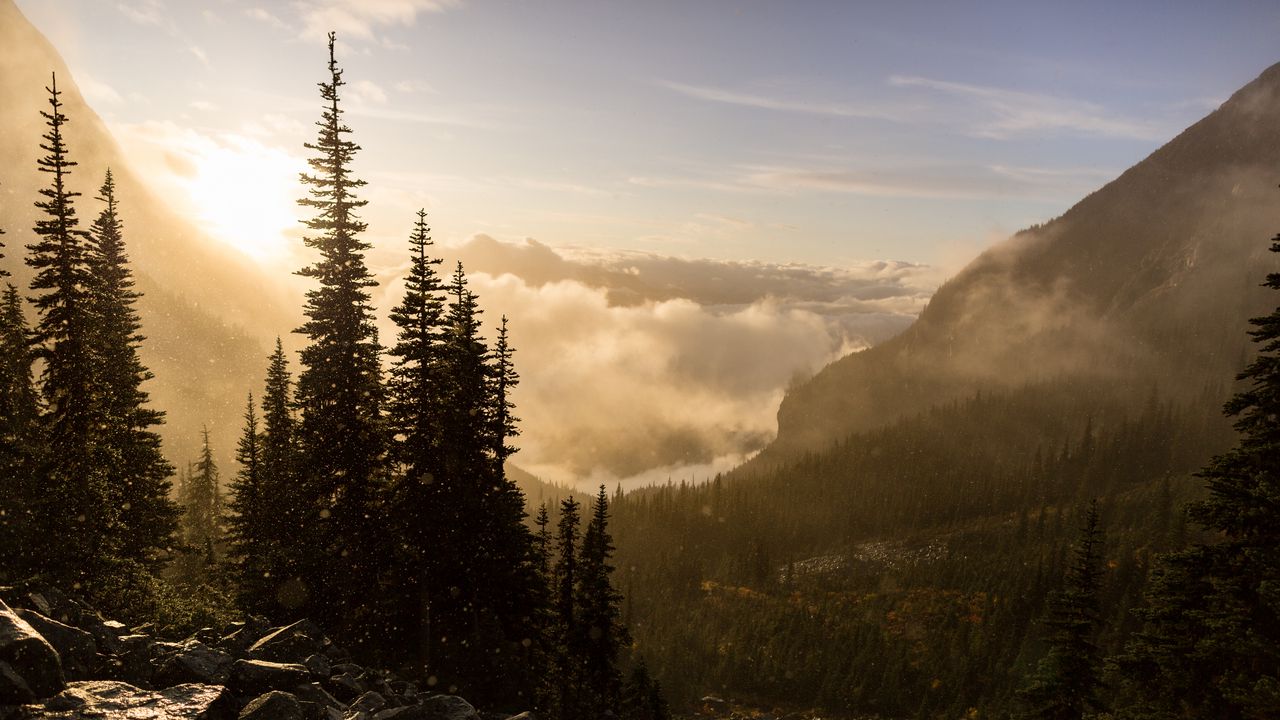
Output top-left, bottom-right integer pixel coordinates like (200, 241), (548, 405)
(767, 62), (1280, 462)
(0, 0), (294, 466)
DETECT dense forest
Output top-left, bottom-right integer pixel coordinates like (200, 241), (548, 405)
(0, 35), (665, 720)
(2, 26), (1280, 720)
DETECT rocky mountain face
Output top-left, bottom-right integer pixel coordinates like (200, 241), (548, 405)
(765, 62), (1280, 463)
(0, 0), (295, 467)
(0, 587), (516, 720)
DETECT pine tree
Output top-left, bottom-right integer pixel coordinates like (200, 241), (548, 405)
(490, 315), (518, 467)
(621, 658), (672, 720)
(86, 169), (178, 566)
(183, 428), (223, 566)
(293, 32), (387, 634)
(0, 284), (40, 579)
(227, 394), (271, 609)
(552, 496), (582, 719)
(576, 485), (631, 718)
(257, 338), (305, 614)
(24, 72), (112, 583)
(1118, 233), (1280, 718)
(1016, 500), (1105, 720)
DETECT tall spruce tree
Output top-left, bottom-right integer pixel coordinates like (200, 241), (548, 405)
(386, 209), (448, 670)
(25, 72), (112, 583)
(227, 394), (271, 609)
(293, 32), (386, 635)
(576, 485), (631, 718)
(87, 169), (178, 566)
(182, 428), (223, 566)
(1016, 500), (1105, 720)
(490, 315), (518, 466)
(257, 339), (305, 614)
(1117, 234), (1280, 719)
(0, 284), (40, 579)
(552, 496), (583, 719)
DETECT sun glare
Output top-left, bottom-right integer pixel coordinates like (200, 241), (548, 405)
(118, 123), (304, 266)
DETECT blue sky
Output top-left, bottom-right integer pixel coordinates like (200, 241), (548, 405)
(18, 0), (1280, 271)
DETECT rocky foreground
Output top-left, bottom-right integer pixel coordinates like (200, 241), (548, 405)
(0, 587), (528, 720)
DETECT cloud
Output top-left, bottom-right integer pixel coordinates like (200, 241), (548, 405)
(349, 79), (389, 105)
(245, 7), (288, 29)
(116, 0), (165, 26)
(79, 74), (123, 106)
(373, 235), (935, 486)
(888, 75), (1168, 140)
(294, 0), (461, 43)
(656, 79), (913, 122)
(189, 45), (209, 66)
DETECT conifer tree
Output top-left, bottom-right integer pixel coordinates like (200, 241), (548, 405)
(182, 428), (223, 566)
(1118, 233), (1280, 718)
(258, 338), (304, 612)
(576, 485), (631, 718)
(552, 496), (582, 719)
(621, 659), (672, 720)
(25, 72), (112, 582)
(86, 169), (178, 566)
(293, 32), (386, 633)
(0, 284), (40, 579)
(490, 315), (518, 466)
(227, 394), (271, 608)
(1016, 500), (1105, 720)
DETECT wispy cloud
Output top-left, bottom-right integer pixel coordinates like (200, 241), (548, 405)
(656, 79), (911, 122)
(888, 75), (1168, 140)
(116, 0), (165, 26)
(293, 0), (462, 43)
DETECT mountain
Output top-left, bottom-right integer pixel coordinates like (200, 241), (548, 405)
(0, 0), (296, 466)
(766, 63), (1280, 462)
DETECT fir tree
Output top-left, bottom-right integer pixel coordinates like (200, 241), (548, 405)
(258, 338), (304, 613)
(576, 485), (631, 718)
(293, 32), (387, 634)
(621, 659), (672, 720)
(183, 428), (223, 566)
(552, 496), (582, 719)
(86, 169), (178, 566)
(0, 284), (40, 579)
(227, 394), (270, 609)
(1118, 233), (1280, 718)
(490, 315), (519, 467)
(24, 72), (112, 583)
(1016, 500), (1105, 720)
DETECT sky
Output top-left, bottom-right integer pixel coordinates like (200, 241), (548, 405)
(13, 0), (1280, 487)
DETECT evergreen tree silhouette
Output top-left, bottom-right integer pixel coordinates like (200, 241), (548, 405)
(25, 72), (112, 583)
(577, 485), (631, 718)
(293, 32), (387, 636)
(86, 169), (178, 567)
(0, 284), (40, 579)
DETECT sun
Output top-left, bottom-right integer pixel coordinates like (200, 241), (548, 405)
(116, 122), (304, 266)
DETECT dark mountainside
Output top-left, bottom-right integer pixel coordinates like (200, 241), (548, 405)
(603, 65), (1280, 718)
(0, 0), (292, 466)
(766, 62), (1280, 462)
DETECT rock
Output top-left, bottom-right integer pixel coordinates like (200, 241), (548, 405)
(330, 663), (364, 678)
(292, 681), (347, 714)
(304, 654), (332, 679)
(240, 690), (304, 720)
(373, 695), (479, 720)
(325, 672), (366, 703)
(84, 620), (130, 656)
(350, 691), (387, 714)
(247, 620), (329, 663)
(0, 660), (34, 705)
(153, 642), (234, 687)
(35, 679), (236, 719)
(14, 610), (99, 680)
(228, 659), (311, 697)
(505, 713), (536, 720)
(0, 599), (64, 700)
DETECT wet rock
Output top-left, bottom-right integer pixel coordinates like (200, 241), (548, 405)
(228, 659), (310, 697)
(292, 681), (347, 714)
(303, 654), (331, 679)
(239, 690), (304, 720)
(0, 599), (64, 700)
(153, 642), (234, 687)
(325, 672), (366, 703)
(350, 691), (387, 714)
(373, 695), (479, 720)
(35, 680), (236, 719)
(0, 660), (34, 705)
(248, 620), (329, 663)
(14, 610), (99, 681)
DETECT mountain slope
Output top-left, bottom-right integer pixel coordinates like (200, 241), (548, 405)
(0, 0), (296, 465)
(766, 62), (1280, 462)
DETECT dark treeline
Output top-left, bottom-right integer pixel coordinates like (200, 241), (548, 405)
(607, 260), (1280, 719)
(0, 36), (668, 720)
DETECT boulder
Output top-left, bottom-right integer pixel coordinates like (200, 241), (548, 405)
(247, 620), (329, 663)
(303, 654), (331, 679)
(83, 620), (130, 656)
(373, 695), (479, 720)
(153, 642), (234, 687)
(0, 599), (64, 700)
(325, 672), (366, 703)
(240, 690), (304, 720)
(349, 691), (387, 714)
(35, 679), (236, 719)
(228, 659), (311, 697)
(0, 660), (34, 705)
(292, 681), (347, 713)
(15, 610), (99, 680)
